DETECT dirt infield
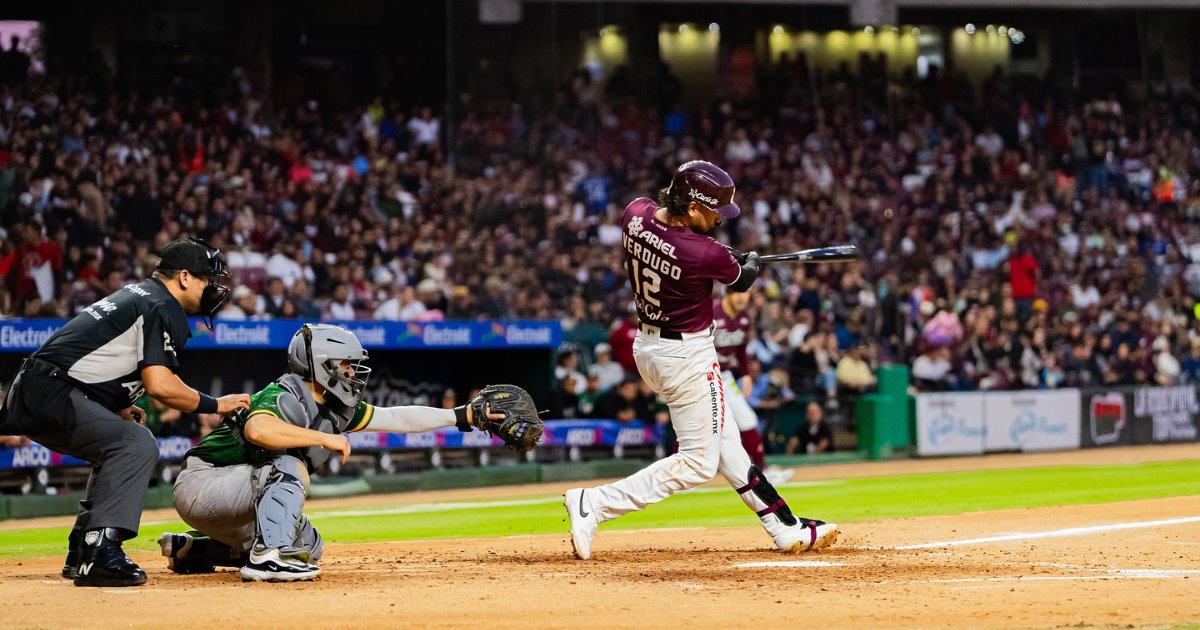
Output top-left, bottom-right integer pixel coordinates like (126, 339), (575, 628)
(2, 445), (1199, 629)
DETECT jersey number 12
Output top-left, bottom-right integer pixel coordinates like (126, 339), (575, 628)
(627, 258), (661, 307)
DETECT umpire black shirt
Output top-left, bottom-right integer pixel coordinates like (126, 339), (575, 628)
(32, 278), (191, 412)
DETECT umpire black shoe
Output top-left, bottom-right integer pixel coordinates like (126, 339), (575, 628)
(61, 528), (81, 579)
(73, 527), (148, 587)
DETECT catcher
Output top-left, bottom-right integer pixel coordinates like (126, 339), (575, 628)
(159, 323), (542, 582)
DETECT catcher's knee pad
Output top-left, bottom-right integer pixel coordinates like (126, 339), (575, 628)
(254, 458), (308, 550)
(297, 516), (324, 562)
(736, 465), (797, 526)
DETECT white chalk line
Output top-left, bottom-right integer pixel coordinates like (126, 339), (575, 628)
(734, 560), (845, 568)
(895, 516), (1200, 549)
(311, 481), (837, 518)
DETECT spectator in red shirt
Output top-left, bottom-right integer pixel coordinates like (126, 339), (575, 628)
(608, 313), (638, 375)
(1007, 242), (1038, 319)
(9, 223), (62, 305)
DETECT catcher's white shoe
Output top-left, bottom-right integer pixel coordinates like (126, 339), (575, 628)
(564, 488), (599, 560)
(240, 547), (320, 582)
(773, 519), (838, 554)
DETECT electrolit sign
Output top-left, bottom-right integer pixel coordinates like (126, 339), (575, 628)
(916, 393), (986, 456)
(0, 323), (61, 350)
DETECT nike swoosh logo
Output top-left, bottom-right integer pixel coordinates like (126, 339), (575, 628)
(578, 490), (589, 518)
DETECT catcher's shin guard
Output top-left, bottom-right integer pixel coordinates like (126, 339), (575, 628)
(736, 465), (797, 527)
(253, 457), (308, 552)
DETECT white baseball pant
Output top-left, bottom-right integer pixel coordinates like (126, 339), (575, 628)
(721, 369), (759, 432)
(585, 327), (792, 539)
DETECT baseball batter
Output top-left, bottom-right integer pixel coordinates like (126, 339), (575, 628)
(564, 160), (838, 559)
(158, 324), (540, 582)
(712, 290), (764, 467)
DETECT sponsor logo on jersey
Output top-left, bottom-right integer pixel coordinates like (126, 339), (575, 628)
(627, 215), (644, 238)
(708, 376), (720, 435)
(124, 284), (150, 297)
(82, 298), (119, 320)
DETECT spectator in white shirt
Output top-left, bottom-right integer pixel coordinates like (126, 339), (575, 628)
(264, 242), (304, 289)
(591, 343), (626, 392)
(974, 125), (1005, 158)
(215, 285), (266, 321)
(325, 283), (357, 321)
(1070, 276), (1101, 310)
(374, 284), (428, 321)
(407, 106), (440, 148)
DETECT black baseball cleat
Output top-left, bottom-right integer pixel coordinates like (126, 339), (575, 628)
(158, 531), (216, 574)
(73, 527), (148, 587)
(61, 528), (81, 579)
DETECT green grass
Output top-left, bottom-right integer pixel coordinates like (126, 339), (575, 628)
(1, 459), (1197, 559)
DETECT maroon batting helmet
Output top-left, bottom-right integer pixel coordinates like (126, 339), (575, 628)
(667, 160), (741, 219)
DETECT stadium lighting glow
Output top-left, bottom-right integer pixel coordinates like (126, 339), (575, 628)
(965, 23), (976, 35)
(709, 23), (719, 32)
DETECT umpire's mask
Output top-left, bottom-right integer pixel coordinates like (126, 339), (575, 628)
(156, 237), (232, 330)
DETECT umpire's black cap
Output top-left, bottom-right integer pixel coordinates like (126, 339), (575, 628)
(156, 238), (231, 279)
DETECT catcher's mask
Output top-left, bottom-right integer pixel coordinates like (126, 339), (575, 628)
(287, 324), (372, 420)
(156, 238), (232, 330)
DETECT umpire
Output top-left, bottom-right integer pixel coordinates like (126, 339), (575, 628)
(0, 238), (251, 587)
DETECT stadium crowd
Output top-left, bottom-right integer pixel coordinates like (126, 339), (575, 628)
(3, 49), (1200, 438)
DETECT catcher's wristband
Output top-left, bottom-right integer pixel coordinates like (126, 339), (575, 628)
(195, 392), (219, 414)
(453, 405), (471, 432)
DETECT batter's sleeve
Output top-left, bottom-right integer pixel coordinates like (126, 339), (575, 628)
(702, 241), (742, 285)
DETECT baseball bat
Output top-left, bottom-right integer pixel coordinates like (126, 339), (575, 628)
(728, 245), (860, 265)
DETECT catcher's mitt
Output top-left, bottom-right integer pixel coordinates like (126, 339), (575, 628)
(469, 384), (544, 452)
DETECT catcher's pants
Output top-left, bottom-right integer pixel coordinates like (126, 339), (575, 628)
(173, 455), (321, 557)
(586, 328), (791, 538)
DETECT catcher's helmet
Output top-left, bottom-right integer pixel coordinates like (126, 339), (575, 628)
(288, 324), (372, 416)
(667, 160), (741, 218)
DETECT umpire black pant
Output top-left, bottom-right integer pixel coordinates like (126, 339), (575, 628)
(0, 358), (158, 536)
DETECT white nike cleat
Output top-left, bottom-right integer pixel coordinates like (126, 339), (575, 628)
(240, 547), (321, 582)
(773, 519), (839, 554)
(564, 488), (599, 560)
